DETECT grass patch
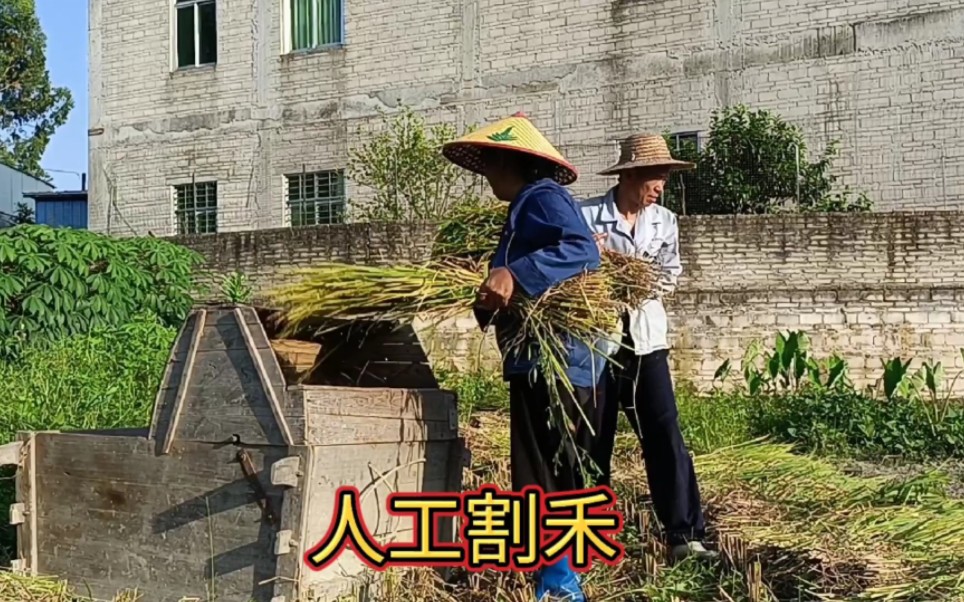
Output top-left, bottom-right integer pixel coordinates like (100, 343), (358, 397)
(437, 366), (510, 419)
(0, 316), (175, 562)
(0, 316), (174, 442)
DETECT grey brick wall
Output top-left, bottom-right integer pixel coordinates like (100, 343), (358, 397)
(90, 0), (964, 235)
(171, 211), (964, 393)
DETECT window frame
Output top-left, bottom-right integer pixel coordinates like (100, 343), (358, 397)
(283, 0), (346, 54)
(668, 131), (701, 153)
(283, 169), (347, 227)
(173, 0), (217, 70)
(173, 180), (219, 235)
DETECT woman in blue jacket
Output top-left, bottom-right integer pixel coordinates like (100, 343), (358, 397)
(442, 112), (606, 602)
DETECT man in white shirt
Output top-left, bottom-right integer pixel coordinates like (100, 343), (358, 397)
(580, 133), (716, 564)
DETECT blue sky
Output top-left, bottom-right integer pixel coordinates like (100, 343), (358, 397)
(37, 0), (88, 190)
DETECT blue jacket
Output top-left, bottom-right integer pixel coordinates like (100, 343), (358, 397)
(473, 178), (605, 388)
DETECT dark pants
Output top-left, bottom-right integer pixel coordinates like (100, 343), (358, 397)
(593, 344), (707, 546)
(509, 375), (608, 493)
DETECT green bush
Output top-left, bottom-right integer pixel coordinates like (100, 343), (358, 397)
(750, 388), (964, 460)
(0, 225), (202, 359)
(712, 330), (964, 460)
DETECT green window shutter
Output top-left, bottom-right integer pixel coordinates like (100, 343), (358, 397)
(291, 0), (312, 50)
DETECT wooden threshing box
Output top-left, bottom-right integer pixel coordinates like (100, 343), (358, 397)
(0, 304), (465, 602)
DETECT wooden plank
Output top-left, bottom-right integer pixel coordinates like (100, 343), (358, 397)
(30, 432), (292, 602)
(195, 305), (272, 351)
(148, 310), (197, 441)
(14, 432), (36, 574)
(163, 309), (207, 454)
(305, 415), (456, 446)
(272, 446), (310, 602)
(236, 308), (293, 446)
(0, 441), (23, 467)
(161, 346), (290, 446)
(297, 387), (456, 422)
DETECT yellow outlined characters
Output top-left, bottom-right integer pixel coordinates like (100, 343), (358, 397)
(541, 486), (624, 569)
(384, 492), (464, 566)
(304, 487), (387, 570)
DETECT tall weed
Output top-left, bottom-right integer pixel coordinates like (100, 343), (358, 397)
(0, 315), (175, 444)
(0, 315), (175, 560)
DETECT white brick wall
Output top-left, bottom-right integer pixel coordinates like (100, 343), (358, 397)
(89, 0), (964, 235)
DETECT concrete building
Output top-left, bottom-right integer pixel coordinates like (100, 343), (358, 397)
(0, 163), (54, 227)
(88, 0), (964, 236)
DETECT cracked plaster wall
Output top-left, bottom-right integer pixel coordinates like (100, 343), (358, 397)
(89, 0), (964, 235)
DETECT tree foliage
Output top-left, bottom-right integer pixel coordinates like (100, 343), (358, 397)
(347, 106), (481, 223)
(664, 105), (871, 215)
(0, 0), (73, 179)
(0, 225), (203, 358)
(13, 201), (34, 224)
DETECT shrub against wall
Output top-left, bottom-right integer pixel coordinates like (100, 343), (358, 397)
(0, 225), (202, 358)
(664, 105), (872, 215)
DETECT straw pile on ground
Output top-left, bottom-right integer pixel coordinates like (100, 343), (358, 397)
(375, 412), (964, 602)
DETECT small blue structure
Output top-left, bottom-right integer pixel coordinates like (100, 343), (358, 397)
(25, 189), (89, 229)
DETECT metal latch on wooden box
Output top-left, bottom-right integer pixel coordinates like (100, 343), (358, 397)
(448, 406), (458, 432)
(274, 529), (293, 555)
(236, 450), (280, 525)
(9, 503), (25, 526)
(271, 456), (301, 488)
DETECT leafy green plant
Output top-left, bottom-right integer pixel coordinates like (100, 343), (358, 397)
(220, 271), (253, 304)
(432, 197), (504, 259)
(347, 105), (481, 223)
(880, 356), (916, 400)
(676, 388), (754, 455)
(13, 202), (34, 225)
(0, 225), (202, 358)
(733, 331), (850, 395)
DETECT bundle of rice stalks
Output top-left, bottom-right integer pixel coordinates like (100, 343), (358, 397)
(269, 258), (486, 333)
(433, 199), (505, 259)
(433, 198), (662, 308)
(269, 252), (655, 360)
(0, 571), (71, 602)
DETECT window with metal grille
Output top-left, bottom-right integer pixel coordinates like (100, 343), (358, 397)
(286, 170), (346, 226)
(289, 0), (344, 51)
(174, 182), (218, 234)
(663, 132), (702, 215)
(175, 0), (217, 68)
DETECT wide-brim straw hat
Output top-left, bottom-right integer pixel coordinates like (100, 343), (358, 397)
(599, 133), (696, 176)
(442, 112), (579, 186)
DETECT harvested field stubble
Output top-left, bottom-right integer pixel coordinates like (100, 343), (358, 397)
(7, 413), (964, 601)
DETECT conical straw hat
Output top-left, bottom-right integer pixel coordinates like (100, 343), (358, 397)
(442, 112), (578, 186)
(598, 133), (695, 176)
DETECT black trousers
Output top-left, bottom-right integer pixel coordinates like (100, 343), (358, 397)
(593, 345), (707, 546)
(509, 375), (608, 493)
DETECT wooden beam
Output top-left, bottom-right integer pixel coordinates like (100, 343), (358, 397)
(0, 441), (23, 467)
(234, 308), (294, 446)
(162, 309), (207, 455)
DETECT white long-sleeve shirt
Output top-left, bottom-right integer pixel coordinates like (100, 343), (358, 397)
(579, 187), (683, 357)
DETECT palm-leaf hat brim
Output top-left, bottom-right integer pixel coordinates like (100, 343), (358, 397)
(442, 112), (579, 186)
